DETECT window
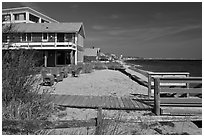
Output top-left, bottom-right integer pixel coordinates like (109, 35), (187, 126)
(22, 33), (26, 41)
(41, 19), (49, 23)
(2, 34), (8, 42)
(27, 33), (31, 41)
(65, 33), (74, 42)
(14, 14), (20, 20)
(19, 13), (26, 20)
(43, 33), (48, 41)
(29, 13), (39, 23)
(48, 33), (55, 42)
(2, 14), (11, 21)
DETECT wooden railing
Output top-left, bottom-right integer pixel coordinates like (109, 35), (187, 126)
(153, 77), (202, 116)
(3, 106), (202, 135)
(147, 72), (190, 98)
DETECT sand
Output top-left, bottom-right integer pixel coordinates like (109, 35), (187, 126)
(52, 69), (148, 96)
(40, 69), (201, 135)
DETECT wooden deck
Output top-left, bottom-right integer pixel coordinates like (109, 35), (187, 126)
(52, 94), (152, 110)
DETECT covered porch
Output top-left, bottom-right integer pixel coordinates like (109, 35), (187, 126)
(42, 49), (77, 67)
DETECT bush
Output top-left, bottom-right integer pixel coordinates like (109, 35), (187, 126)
(65, 63), (93, 74)
(2, 50), (55, 134)
(92, 62), (107, 70)
(106, 62), (125, 70)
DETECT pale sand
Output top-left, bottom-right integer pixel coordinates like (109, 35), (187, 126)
(42, 69), (201, 135)
(53, 69), (148, 96)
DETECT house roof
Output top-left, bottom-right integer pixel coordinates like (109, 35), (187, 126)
(3, 7), (59, 23)
(3, 23), (86, 38)
(84, 48), (100, 56)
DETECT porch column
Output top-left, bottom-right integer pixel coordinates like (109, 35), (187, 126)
(44, 51), (48, 67)
(74, 50), (77, 65)
(70, 51), (73, 64)
(54, 33), (57, 47)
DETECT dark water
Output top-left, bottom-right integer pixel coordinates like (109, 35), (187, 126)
(125, 59), (202, 77)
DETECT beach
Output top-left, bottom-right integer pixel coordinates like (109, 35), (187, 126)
(41, 67), (201, 135)
(54, 69), (148, 96)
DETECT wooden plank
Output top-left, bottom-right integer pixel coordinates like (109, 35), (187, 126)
(129, 99), (139, 108)
(79, 96), (89, 107)
(150, 72), (190, 75)
(95, 107), (103, 135)
(60, 95), (74, 105)
(125, 97), (135, 109)
(92, 96), (100, 108)
(98, 96), (104, 108)
(74, 96), (84, 106)
(101, 96), (107, 108)
(160, 98), (202, 104)
(105, 96), (112, 109)
(68, 95), (80, 106)
(154, 78), (161, 115)
(159, 77), (201, 80)
(71, 95), (82, 107)
(122, 115), (202, 122)
(160, 79), (202, 84)
(85, 96), (93, 107)
(58, 95), (70, 105)
(136, 100), (152, 110)
(161, 107), (202, 115)
(132, 98), (144, 109)
(59, 95), (70, 106)
(87, 96), (95, 108)
(117, 97), (125, 109)
(160, 88), (202, 94)
(121, 97), (130, 109)
(113, 96), (120, 109)
(109, 96), (116, 108)
(52, 94), (63, 104)
(160, 103), (202, 107)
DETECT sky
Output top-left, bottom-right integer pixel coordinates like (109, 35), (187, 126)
(2, 2), (202, 59)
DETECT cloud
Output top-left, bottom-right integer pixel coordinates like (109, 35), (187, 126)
(105, 24), (201, 42)
(110, 14), (119, 19)
(70, 4), (79, 8)
(92, 25), (107, 30)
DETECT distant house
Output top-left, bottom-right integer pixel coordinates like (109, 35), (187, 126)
(83, 47), (100, 62)
(2, 7), (85, 67)
(2, 7), (59, 24)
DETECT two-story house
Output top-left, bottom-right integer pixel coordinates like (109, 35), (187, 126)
(2, 22), (85, 66)
(2, 7), (85, 66)
(2, 7), (59, 24)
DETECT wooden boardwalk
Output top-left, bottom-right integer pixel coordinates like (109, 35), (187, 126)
(52, 95), (152, 110)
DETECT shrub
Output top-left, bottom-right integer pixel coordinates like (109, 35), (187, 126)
(2, 50), (55, 134)
(92, 62), (107, 70)
(65, 63), (93, 74)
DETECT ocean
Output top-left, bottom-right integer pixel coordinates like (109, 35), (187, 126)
(125, 59), (202, 77)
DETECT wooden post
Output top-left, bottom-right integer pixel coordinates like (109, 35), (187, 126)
(44, 51), (47, 67)
(148, 74), (152, 98)
(154, 78), (161, 115)
(186, 74), (190, 97)
(95, 107), (103, 135)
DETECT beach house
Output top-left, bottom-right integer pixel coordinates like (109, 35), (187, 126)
(2, 7), (85, 66)
(84, 47), (100, 62)
(2, 7), (59, 24)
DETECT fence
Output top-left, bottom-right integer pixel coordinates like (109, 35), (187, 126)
(147, 72), (190, 98)
(153, 77), (202, 116)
